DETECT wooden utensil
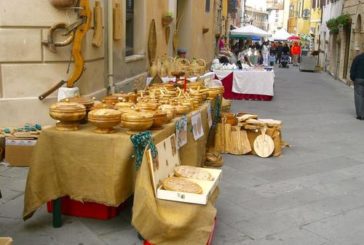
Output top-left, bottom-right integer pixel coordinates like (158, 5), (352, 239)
(253, 126), (274, 158)
(113, 3), (122, 40)
(92, 1), (103, 47)
(148, 19), (157, 66)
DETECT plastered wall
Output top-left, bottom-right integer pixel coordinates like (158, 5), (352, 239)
(0, 0), (106, 127)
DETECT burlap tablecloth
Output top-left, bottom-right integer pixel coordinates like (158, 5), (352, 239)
(23, 103), (211, 220)
(132, 150), (218, 245)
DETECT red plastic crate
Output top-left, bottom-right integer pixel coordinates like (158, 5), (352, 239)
(143, 217), (217, 245)
(47, 196), (127, 220)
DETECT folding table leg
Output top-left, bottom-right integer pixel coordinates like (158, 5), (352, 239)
(52, 198), (62, 228)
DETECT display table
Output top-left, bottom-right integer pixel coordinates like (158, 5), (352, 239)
(214, 69), (275, 101)
(23, 103), (211, 220)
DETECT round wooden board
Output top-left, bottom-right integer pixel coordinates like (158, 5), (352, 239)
(253, 134), (274, 158)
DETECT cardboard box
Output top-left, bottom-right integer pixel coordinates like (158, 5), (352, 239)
(5, 138), (37, 167)
(148, 134), (222, 205)
(0, 237), (13, 245)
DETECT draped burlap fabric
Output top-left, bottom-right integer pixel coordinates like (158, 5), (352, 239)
(23, 103), (211, 220)
(132, 150), (218, 245)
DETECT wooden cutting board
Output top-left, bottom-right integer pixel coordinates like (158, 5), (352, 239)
(253, 128), (274, 158)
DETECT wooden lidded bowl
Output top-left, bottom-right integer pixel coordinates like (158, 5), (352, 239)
(49, 101), (86, 131)
(121, 111), (154, 132)
(136, 101), (159, 111)
(61, 96), (94, 123)
(114, 101), (135, 111)
(159, 104), (176, 121)
(152, 110), (168, 128)
(88, 109), (121, 134)
(175, 104), (190, 115)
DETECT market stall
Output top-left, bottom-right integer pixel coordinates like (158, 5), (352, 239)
(23, 102), (213, 220)
(214, 69), (275, 101)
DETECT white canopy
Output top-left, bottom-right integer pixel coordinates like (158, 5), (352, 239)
(272, 29), (291, 41)
(230, 24), (271, 38)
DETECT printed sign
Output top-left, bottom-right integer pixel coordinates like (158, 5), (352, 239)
(175, 116), (188, 148)
(191, 111), (204, 141)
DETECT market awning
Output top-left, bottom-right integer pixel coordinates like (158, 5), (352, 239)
(229, 24), (271, 38)
(272, 29), (291, 41)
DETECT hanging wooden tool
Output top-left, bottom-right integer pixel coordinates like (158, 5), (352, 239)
(113, 3), (122, 40)
(39, 0), (92, 100)
(148, 19), (157, 67)
(173, 13), (183, 56)
(92, 0), (103, 48)
(42, 23), (75, 53)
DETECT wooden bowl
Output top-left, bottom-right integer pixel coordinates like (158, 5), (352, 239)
(62, 96), (94, 111)
(103, 95), (119, 105)
(61, 96), (94, 124)
(88, 109), (121, 134)
(159, 105), (176, 121)
(49, 101), (86, 131)
(137, 102), (159, 111)
(114, 101), (135, 110)
(175, 105), (190, 115)
(121, 111), (154, 132)
(152, 111), (168, 128)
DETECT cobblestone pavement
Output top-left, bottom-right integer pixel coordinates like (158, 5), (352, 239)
(1, 66), (364, 244)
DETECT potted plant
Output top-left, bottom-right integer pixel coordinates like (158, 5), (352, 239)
(336, 14), (352, 28)
(326, 18), (339, 34)
(162, 12), (173, 27)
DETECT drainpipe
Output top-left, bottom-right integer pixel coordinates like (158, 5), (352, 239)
(107, 1), (115, 94)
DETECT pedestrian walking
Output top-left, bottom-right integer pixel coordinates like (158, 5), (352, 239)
(276, 42), (283, 64)
(350, 51), (364, 120)
(218, 35), (225, 52)
(262, 42), (269, 66)
(291, 42), (301, 66)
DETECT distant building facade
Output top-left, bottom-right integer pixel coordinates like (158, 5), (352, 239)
(245, 5), (269, 30)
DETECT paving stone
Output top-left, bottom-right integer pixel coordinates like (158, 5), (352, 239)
(246, 228), (329, 245)
(213, 221), (253, 245)
(216, 198), (258, 227)
(239, 188), (326, 215)
(302, 206), (364, 243)
(233, 212), (298, 240)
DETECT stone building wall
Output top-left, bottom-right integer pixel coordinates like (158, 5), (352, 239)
(0, 0), (217, 127)
(0, 0), (106, 127)
(343, 0), (364, 83)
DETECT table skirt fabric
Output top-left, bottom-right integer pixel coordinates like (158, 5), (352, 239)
(214, 70), (274, 101)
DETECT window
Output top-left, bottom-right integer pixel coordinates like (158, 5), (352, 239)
(205, 0), (210, 12)
(125, 0), (134, 56)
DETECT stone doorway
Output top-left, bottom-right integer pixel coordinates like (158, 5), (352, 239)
(342, 25), (351, 81)
(354, 14), (362, 53)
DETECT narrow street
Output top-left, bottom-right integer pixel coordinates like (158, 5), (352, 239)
(216, 67), (364, 244)
(2, 67), (364, 244)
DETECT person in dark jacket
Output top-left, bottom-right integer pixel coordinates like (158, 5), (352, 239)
(350, 52), (364, 120)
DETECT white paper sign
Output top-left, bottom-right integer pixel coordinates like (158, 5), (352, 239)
(191, 111), (204, 140)
(207, 102), (212, 128)
(175, 116), (188, 148)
